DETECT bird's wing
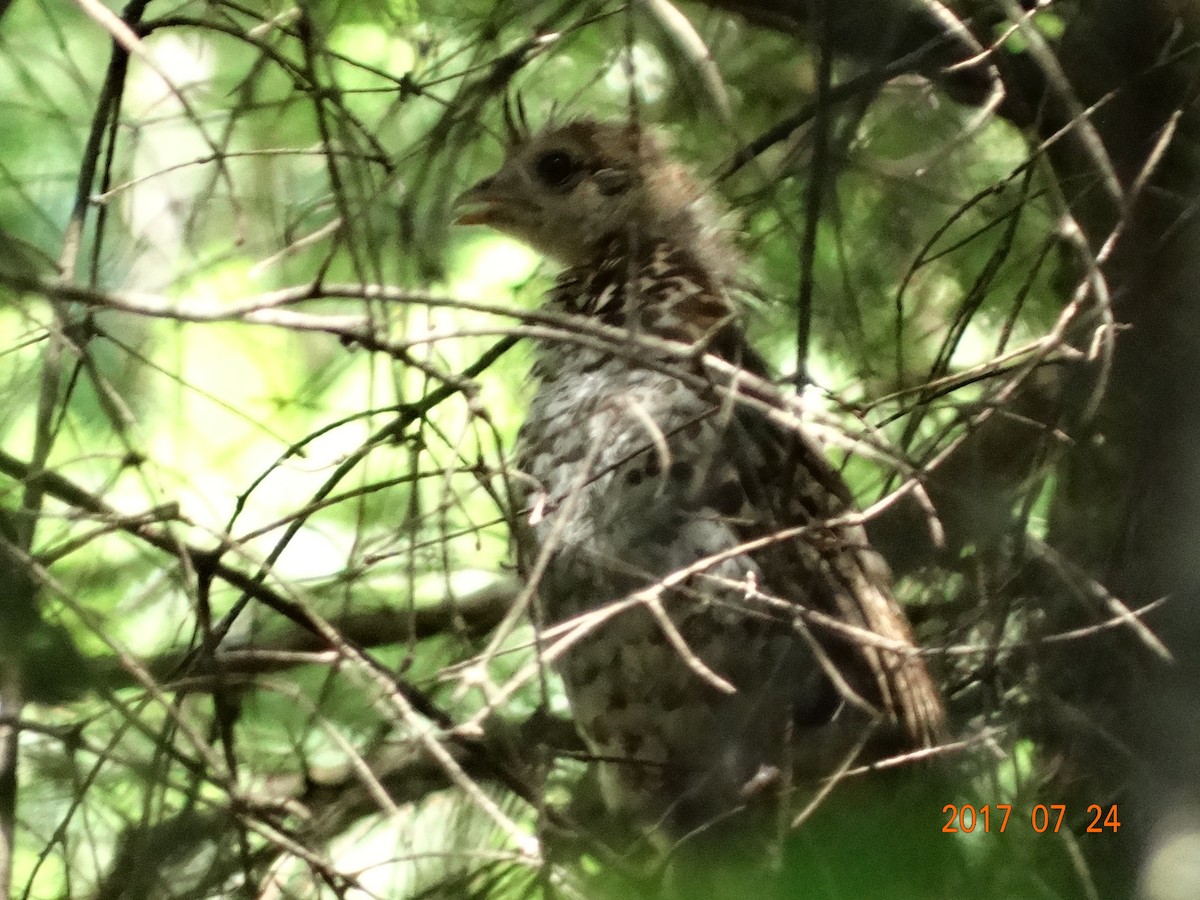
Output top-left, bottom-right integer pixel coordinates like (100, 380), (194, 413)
(694, 334), (947, 749)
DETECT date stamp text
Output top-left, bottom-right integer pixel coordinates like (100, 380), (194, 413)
(942, 804), (1121, 834)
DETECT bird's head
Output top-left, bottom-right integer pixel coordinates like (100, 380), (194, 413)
(455, 119), (736, 276)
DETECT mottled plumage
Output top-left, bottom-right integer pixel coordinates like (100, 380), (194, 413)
(456, 118), (944, 845)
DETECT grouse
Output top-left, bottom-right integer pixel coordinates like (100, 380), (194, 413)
(456, 117), (945, 848)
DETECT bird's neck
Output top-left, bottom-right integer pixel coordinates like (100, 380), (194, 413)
(550, 235), (737, 346)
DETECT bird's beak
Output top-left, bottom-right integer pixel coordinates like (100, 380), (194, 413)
(453, 176), (501, 225)
(454, 164), (538, 230)
(454, 208), (493, 226)
(453, 176), (506, 227)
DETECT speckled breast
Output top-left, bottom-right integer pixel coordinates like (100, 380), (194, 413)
(514, 347), (812, 836)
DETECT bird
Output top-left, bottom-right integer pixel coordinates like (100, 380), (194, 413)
(455, 115), (946, 857)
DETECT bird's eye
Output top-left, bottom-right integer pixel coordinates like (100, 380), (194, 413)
(534, 150), (580, 190)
